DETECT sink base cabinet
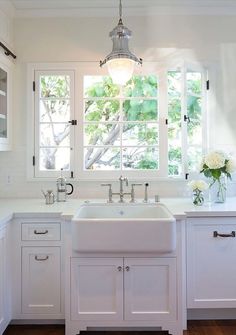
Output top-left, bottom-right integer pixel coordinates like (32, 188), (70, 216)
(69, 257), (180, 335)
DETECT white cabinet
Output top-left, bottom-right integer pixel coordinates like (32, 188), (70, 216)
(22, 246), (61, 314)
(71, 257), (177, 322)
(11, 217), (64, 319)
(0, 226), (11, 335)
(187, 217), (236, 308)
(124, 258), (176, 321)
(0, 55), (12, 151)
(71, 258), (123, 321)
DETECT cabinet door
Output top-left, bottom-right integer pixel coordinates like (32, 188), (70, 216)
(22, 247), (61, 314)
(187, 218), (236, 308)
(0, 227), (10, 334)
(71, 258), (123, 321)
(124, 258), (177, 321)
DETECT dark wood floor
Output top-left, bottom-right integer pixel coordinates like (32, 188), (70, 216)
(4, 321), (236, 335)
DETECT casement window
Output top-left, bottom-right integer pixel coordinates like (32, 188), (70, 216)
(33, 70), (74, 178)
(29, 63), (208, 180)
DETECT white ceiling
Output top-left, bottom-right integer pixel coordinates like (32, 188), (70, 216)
(3, 0), (236, 17)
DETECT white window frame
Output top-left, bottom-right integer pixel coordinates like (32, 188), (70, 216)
(27, 61), (210, 181)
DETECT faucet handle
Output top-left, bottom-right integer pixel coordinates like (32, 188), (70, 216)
(101, 184), (113, 203)
(130, 183), (142, 203)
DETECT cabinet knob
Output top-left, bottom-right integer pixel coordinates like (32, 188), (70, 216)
(117, 266), (123, 272)
(125, 266), (130, 272)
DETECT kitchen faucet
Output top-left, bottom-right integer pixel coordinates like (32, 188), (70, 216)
(102, 176), (138, 203)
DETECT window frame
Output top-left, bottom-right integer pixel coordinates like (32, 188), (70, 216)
(27, 61), (210, 181)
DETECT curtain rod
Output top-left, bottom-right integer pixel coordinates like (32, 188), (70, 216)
(0, 41), (16, 59)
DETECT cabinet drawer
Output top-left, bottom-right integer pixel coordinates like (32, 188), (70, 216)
(21, 223), (61, 241)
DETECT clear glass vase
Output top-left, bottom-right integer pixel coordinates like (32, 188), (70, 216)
(192, 189), (204, 206)
(210, 175), (227, 203)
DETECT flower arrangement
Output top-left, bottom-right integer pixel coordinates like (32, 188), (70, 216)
(188, 180), (208, 206)
(200, 151), (236, 203)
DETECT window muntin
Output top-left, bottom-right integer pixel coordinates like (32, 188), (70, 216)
(83, 75), (159, 172)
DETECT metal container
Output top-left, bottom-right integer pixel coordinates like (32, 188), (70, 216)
(42, 190), (55, 205)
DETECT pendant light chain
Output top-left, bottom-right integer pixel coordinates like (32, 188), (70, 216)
(119, 0), (122, 20)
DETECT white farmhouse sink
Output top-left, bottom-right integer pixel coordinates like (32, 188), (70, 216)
(72, 203), (176, 253)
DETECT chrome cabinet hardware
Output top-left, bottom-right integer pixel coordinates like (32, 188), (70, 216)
(34, 229), (48, 235)
(213, 231), (236, 238)
(35, 255), (49, 261)
(125, 266), (130, 272)
(117, 266), (123, 272)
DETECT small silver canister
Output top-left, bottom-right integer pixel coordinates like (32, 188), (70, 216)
(42, 190), (55, 205)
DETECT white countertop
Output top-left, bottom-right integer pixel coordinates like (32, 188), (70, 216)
(0, 197), (236, 227)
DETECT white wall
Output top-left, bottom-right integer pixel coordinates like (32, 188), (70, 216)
(0, 14), (236, 198)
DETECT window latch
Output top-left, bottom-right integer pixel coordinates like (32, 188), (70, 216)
(68, 120), (77, 126)
(184, 115), (190, 123)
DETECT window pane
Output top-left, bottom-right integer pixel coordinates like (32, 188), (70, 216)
(122, 123), (159, 146)
(168, 146), (182, 176)
(40, 75), (70, 98)
(40, 124), (70, 147)
(84, 76), (119, 98)
(187, 96), (202, 120)
(188, 146), (202, 172)
(123, 100), (158, 121)
(122, 147), (158, 170)
(40, 148), (70, 171)
(168, 71), (181, 124)
(168, 71), (181, 97)
(84, 147), (120, 170)
(84, 100), (119, 122)
(168, 122), (182, 176)
(84, 123), (120, 146)
(187, 72), (202, 95)
(187, 120), (202, 146)
(123, 75), (157, 97)
(40, 100), (70, 122)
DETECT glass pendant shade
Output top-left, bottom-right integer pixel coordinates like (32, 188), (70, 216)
(100, 0), (142, 86)
(107, 58), (135, 85)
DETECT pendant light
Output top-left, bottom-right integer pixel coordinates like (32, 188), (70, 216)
(100, 0), (142, 86)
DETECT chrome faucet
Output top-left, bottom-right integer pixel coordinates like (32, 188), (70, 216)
(101, 176), (132, 203)
(117, 175), (129, 202)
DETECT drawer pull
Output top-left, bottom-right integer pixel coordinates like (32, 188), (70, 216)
(35, 255), (49, 261)
(213, 231), (236, 238)
(34, 229), (49, 235)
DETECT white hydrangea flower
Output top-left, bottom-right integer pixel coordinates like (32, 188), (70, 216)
(188, 180), (209, 191)
(226, 159), (236, 174)
(204, 151), (225, 169)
